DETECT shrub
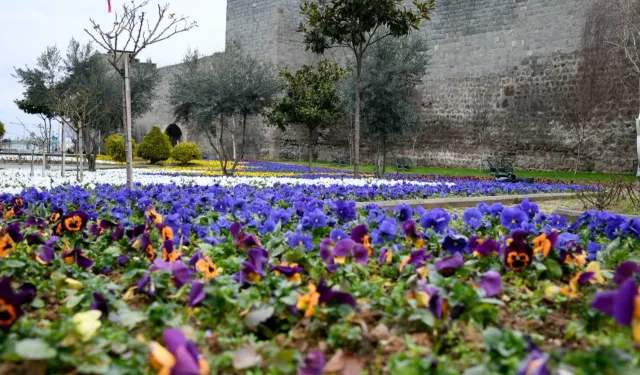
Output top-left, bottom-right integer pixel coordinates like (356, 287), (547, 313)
(171, 142), (203, 164)
(138, 126), (172, 164)
(104, 134), (137, 163)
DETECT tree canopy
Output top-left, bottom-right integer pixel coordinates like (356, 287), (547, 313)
(169, 47), (281, 175)
(268, 61), (346, 171)
(341, 35), (429, 177)
(14, 39), (159, 171)
(299, 0), (435, 177)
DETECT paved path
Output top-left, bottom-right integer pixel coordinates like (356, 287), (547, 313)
(356, 192), (576, 209)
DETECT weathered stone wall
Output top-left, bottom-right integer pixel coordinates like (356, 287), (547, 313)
(138, 0), (638, 172)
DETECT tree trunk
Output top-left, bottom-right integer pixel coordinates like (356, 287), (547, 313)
(88, 154), (97, 172)
(382, 138), (387, 178)
(575, 138), (581, 175)
(308, 126), (314, 173)
(61, 122), (65, 176)
(374, 141), (382, 178)
(229, 113), (247, 176)
(231, 115), (237, 160)
(78, 124), (84, 183)
(219, 114), (228, 176)
(41, 150), (46, 176)
(353, 58), (362, 178)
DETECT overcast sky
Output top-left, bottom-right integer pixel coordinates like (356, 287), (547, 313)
(0, 0), (227, 138)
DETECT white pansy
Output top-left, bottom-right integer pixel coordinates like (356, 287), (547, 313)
(0, 168), (453, 193)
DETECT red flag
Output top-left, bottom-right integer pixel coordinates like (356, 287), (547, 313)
(107, 0), (112, 12)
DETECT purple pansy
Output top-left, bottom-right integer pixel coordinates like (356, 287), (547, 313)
(61, 248), (94, 269)
(434, 252), (464, 277)
(478, 271), (502, 297)
(0, 277), (36, 332)
(462, 207), (484, 230)
(298, 350), (325, 375)
(500, 207), (528, 231)
(420, 208), (451, 234)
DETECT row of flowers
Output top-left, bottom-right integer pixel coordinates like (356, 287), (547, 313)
(0, 184), (638, 373)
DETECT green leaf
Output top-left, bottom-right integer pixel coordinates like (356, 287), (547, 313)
(245, 306), (274, 329)
(4, 260), (25, 268)
(280, 292), (298, 306)
(31, 298), (45, 309)
(103, 246), (121, 257)
(116, 309), (146, 329)
(66, 294), (86, 308)
(408, 310), (434, 327)
(542, 258), (563, 279)
(15, 338), (57, 360)
(480, 298), (505, 306)
(77, 363), (110, 374)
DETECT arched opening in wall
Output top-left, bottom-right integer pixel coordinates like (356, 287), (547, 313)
(165, 124), (182, 146)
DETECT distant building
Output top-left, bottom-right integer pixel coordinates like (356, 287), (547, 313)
(0, 139), (39, 152)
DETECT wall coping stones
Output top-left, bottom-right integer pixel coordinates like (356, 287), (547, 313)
(355, 192), (576, 209)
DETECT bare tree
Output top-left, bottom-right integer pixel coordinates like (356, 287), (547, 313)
(469, 91), (494, 168)
(85, 0), (197, 76)
(85, 0), (196, 182)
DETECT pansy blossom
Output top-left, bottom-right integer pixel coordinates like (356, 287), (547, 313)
(503, 230), (533, 271)
(61, 248), (94, 269)
(350, 224), (373, 256)
(272, 262), (304, 284)
(189, 252), (222, 280)
(469, 236), (500, 257)
(405, 280), (446, 318)
(401, 220), (424, 249)
(298, 350), (325, 375)
(592, 277), (640, 344)
(434, 252), (464, 277)
(149, 328), (209, 375)
(517, 341), (551, 375)
(235, 248), (268, 284)
(0, 277), (36, 332)
(61, 210), (89, 233)
(532, 231), (558, 259)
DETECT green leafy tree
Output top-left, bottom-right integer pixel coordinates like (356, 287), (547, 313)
(268, 61), (346, 172)
(138, 126), (172, 164)
(0, 121), (5, 139)
(105, 134), (137, 163)
(299, 0), (435, 177)
(14, 39), (158, 171)
(340, 35), (428, 178)
(13, 46), (61, 153)
(169, 47), (281, 175)
(171, 142), (203, 164)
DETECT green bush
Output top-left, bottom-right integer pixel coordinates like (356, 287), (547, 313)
(104, 134), (137, 163)
(138, 126), (172, 164)
(171, 142), (203, 164)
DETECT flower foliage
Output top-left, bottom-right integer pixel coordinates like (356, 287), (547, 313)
(0, 184), (638, 373)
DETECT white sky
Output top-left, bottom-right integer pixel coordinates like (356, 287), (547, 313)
(0, 0), (227, 138)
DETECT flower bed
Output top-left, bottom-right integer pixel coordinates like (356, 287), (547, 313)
(0, 154), (116, 165)
(0, 168), (588, 201)
(0, 184), (639, 374)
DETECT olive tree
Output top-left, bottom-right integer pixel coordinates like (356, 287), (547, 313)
(169, 48), (281, 175)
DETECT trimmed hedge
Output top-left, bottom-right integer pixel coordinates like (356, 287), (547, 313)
(104, 134), (137, 163)
(171, 142), (203, 164)
(138, 127), (172, 164)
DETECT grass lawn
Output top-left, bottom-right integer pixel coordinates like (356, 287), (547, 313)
(280, 160), (632, 182)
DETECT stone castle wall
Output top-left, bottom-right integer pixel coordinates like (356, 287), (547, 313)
(135, 0), (638, 172)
